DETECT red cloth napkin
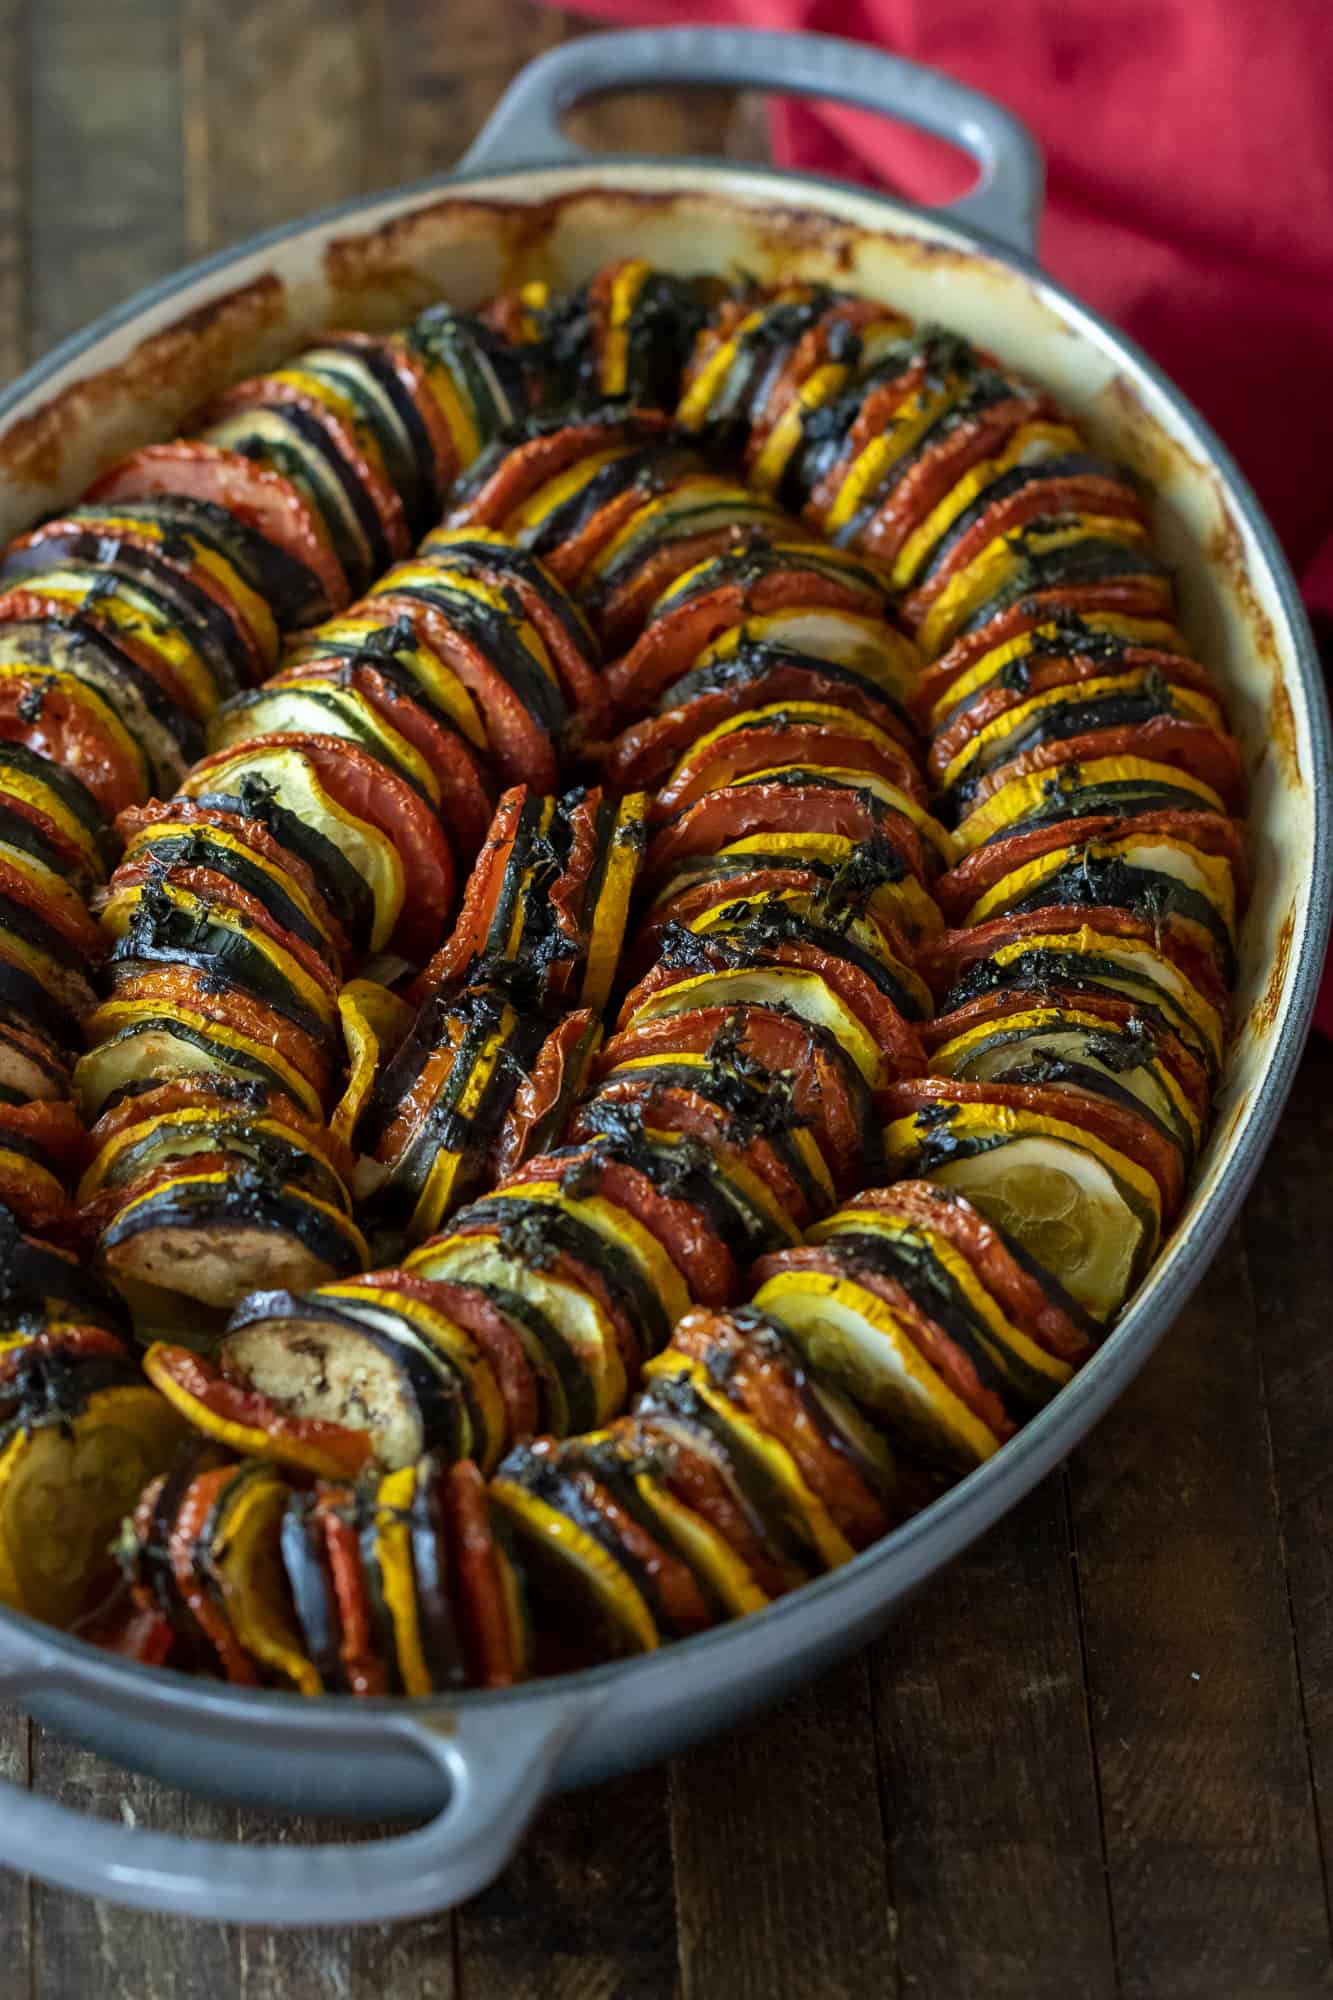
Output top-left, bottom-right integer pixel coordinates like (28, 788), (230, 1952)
(556, 0), (1333, 1025)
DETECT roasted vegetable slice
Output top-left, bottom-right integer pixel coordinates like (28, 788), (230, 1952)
(0, 1380), (188, 1626)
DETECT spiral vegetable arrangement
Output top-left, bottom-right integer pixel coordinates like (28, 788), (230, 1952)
(0, 265), (1243, 1690)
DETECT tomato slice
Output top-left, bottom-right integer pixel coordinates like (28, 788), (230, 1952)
(927, 646), (1216, 778)
(342, 1267), (540, 1446)
(839, 1180), (1097, 1364)
(86, 441), (349, 619)
(444, 1459), (521, 1688)
(606, 557), (889, 718)
(100, 963), (336, 1100)
(318, 1492), (389, 1698)
(115, 797), (353, 971)
(646, 780), (932, 891)
(881, 1073), (1186, 1219)
(446, 412), (673, 534)
(652, 718), (926, 821)
(917, 904), (1230, 1019)
(518, 1145), (739, 1309)
(495, 1012), (602, 1183)
(953, 719), (1246, 818)
(270, 659), (495, 865)
(845, 394), (1051, 561)
(144, 1342), (374, 1477)
(914, 585), (1191, 720)
(596, 1004), (874, 1197)
(106, 859), (342, 999)
(902, 474), (1146, 628)
(670, 1306), (894, 1546)
(621, 933), (928, 1085)
(368, 591), (562, 793)
(168, 1466), (262, 1685)
(188, 732), (453, 962)
(203, 376), (410, 569)
(0, 675), (144, 819)
(935, 808), (1248, 925)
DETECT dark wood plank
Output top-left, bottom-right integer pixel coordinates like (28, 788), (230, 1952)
(28, 1746), (241, 1998)
(180, 0), (383, 256)
(670, 1655), (895, 2000)
(27, 0), (186, 352)
(0, 1706), (32, 1994)
(375, 1), (759, 182)
(870, 1478), (1116, 1999)
(1070, 1224), (1332, 1997)
(1244, 1035), (1333, 1950)
(0, 0), (26, 383)
(458, 1771), (677, 2000)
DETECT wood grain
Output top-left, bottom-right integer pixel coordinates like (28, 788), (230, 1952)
(1070, 1226), (1332, 1997)
(180, 0), (383, 256)
(0, 0), (26, 382)
(671, 1656), (896, 2000)
(458, 1771), (677, 1999)
(1244, 1030), (1333, 1956)
(871, 1478), (1117, 1998)
(27, 0), (186, 351)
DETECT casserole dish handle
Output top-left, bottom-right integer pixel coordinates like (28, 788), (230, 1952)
(0, 1657), (592, 1925)
(459, 25), (1043, 258)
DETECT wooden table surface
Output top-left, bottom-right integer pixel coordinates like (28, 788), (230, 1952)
(2, 4), (1332, 1993)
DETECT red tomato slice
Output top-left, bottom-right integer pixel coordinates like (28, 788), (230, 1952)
(87, 1075), (350, 1177)
(646, 780), (932, 891)
(12, 517), (273, 682)
(446, 413), (672, 534)
(935, 808), (1248, 924)
(652, 718), (926, 821)
(570, 1074), (816, 1233)
(916, 904), (1230, 1020)
(444, 1459), (519, 1688)
(670, 1305), (898, 1545)
(514, 1143), (738, 1308)
(927, 645), (1217, 777)
(920, 986), (1212, 1127)
(107, 859), (342, 998)
(880, 1073), (1185, 1218)
(0, 852), (105, 959)
(115, 797), (353, 971)
(595, 1003), (873, 1197)
(203, 377), (410, 567)
(144, 1343), (374, 1478)
(86, 441), (349, 619)
(850, 395), (1052, 563)
(0, 671), (146, 818)
(495, 1012), (601, 1184)
(273, 659), (495, 865)
(169, 1467), (261, 1686)
(103, 963), (337, 1099)
(187, 731), (454, 963)
(318, 1492), (389, 1698)
(956, 719), (1246, 817)
(340, 1268), (540, 1447)
(369, 592), (561, 793)
(605, 559), (892, 720)
(913, 584), (1186, 723)
(840, 1179), (1097, 1364)
(901, 475), (1147, 629)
